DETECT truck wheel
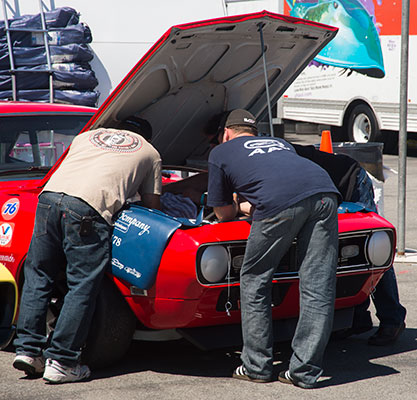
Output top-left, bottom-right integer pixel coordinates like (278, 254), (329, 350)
(347, 104), (380, 143)
(82, 275), (136, 370)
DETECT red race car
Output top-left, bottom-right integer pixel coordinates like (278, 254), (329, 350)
(0, 100), (95, 348)
(0, 11), (395, 369)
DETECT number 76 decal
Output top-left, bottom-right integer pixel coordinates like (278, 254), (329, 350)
(1, 198), (20, 221)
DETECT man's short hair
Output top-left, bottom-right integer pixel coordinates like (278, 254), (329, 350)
(118, 116), (153, 141)
(228, 125), (258, 136)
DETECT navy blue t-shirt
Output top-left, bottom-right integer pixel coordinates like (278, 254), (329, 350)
(207, 136), (340, 221)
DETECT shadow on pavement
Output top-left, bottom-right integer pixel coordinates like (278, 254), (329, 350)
(92, 326), (417, 387)
(321, 326), (417, 387)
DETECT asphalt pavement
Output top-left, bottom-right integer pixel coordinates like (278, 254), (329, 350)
(0, 132), (416, 400)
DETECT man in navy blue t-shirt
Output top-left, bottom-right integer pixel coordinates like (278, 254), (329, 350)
(207, 109), (340, 388)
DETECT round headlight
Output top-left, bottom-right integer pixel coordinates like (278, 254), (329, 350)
(200, 245), (229, 283)
(367, 231), (392, 266)
(341, 245), (360, 259)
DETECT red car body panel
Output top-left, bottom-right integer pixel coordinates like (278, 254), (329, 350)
(110, 213), (395, 330)
(0, 101), (95, 298)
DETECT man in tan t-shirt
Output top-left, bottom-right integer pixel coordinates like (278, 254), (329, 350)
(13, 116), (161, 384)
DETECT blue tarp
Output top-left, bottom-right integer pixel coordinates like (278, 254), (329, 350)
(0, 88), (99, 107)
(0, 7), (79, 31)
(0, 7), (99, 106)
(338, 202), (373, 213)
(0, 43), (93, 68)
(0, 23), (92, 47)
(0, 64), (98, 91)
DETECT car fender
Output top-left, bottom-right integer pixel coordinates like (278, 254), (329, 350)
(0, 262), (18, 349)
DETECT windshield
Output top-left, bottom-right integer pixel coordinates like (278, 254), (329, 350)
(0, 114), (92, 170)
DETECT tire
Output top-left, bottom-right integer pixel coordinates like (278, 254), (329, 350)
(347, 104), (380, 143)
(46, 274), (136, 370)
(82, 276), (136, 370)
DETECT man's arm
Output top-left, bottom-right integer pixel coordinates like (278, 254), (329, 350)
(141, 193), (161, 210)
(163, 172), (208, 205)
(213, 202), (238, 222)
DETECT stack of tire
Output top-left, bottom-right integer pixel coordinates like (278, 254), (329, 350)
(0, 7), (99, 106)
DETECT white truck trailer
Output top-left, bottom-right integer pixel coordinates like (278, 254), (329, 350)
(281, 0), (417, 152)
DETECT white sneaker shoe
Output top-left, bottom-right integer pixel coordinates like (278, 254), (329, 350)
(13, 355), (45, 376)
(43, 358), (91, 384)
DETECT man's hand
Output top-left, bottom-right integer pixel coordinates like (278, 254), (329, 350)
(237, 200), (254, 217)
(142, 193), (161, 210)
(233, 193), (254, 217)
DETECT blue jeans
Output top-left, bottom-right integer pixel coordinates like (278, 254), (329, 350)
(351, 168), (406, 328)
(14, 192), (112, 366)
(240, 193), (338, 385)
(353, 267), (406, 328)
(350, 167), (377, 212)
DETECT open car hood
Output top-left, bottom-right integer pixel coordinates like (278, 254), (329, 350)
(80, 11), (337, 167)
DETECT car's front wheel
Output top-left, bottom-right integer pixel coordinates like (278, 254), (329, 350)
(47, 274), (136, 370)
(82, 275), (137, 369)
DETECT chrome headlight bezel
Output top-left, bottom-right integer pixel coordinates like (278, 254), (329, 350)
(366, 229), (395, 267)
(196, 242), (248, 285)
(197, 244), (229, 284)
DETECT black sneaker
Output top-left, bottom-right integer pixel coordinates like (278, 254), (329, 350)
(368, 322), (405, 346)
(332, 324), (373, 340)
(278, 370), (316, 389)
(232, 365), (271, 383)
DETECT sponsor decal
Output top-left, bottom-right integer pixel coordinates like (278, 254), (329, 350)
(0, 253), (15, 264)
(89, 130), (143, 153)
(244, 139), (291, 157)
(114, 211), (151, 236)
(1, 198), (20, 220)
(111, 257), (142, 279)
(0, 222), (14, 247)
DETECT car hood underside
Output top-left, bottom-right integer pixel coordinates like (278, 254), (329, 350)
(84, 11), (337, 167)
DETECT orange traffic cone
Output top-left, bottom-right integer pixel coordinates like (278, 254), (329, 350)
(319, 130), (333, 153)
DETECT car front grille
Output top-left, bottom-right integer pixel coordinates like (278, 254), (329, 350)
(215, 272), (372, 311)
(197, 228), (395, 286)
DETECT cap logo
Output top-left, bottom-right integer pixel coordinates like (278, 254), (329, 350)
(244, 117), (255, 124)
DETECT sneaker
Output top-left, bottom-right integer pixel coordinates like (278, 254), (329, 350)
(232, 365), (271, 383)
(13, 355), (45, 376)
(368, 322), (406, 346)
(278, 370), (316, 389)
(43, 358), (91, 384)
(332, 324), (373, 340)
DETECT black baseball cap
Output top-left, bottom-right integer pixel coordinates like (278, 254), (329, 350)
(120, 116), (153, 140)
(225, 109), (257, 129)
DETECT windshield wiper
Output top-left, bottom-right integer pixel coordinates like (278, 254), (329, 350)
(0, 166), (51, 176)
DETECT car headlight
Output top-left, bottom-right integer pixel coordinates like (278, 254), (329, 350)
(341, 245), (360, 259)
(367, 231), (392, 266)
(200, 245), (229, 283)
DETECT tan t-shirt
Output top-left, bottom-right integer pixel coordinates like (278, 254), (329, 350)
(44, 128), (162, 224)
